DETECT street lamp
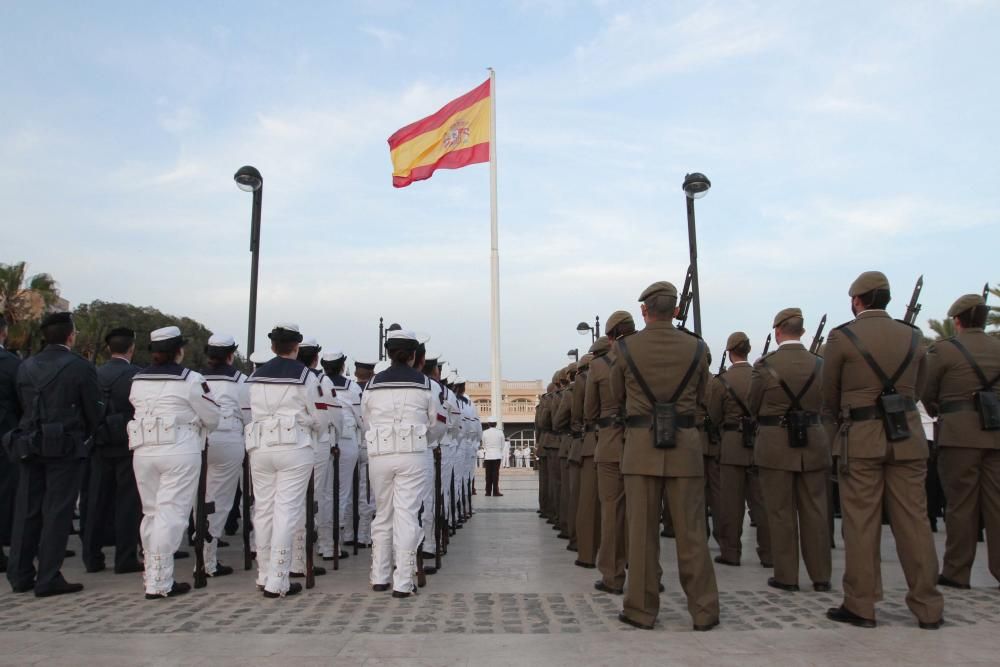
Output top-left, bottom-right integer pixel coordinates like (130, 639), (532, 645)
(682, 172), (711, 336)
(576, 314), (600, 344)
(566, 348), (579, 362)
(234, 165), (263, 358)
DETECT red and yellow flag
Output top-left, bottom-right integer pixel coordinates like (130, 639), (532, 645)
(388, 79), (490, 188)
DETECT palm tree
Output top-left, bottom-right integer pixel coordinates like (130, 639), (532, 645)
(989, 284), (999, 335)
(0, 261), (61, 353)
(927, 318), (955, 341)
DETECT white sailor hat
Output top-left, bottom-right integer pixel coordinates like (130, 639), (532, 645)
(268, 322), (303, 343)
(374, 360), (391, 373)
(207, 333), (237, 348)
(149, 326), (187, 352)
(425, 351), (441, 363)
(354, 358), (377, 370)
(321, 350), (346, 362)
(453, 375), (466, 385)
(300, 336), (320, 349)
(385, 328), (419, 351)
(249, 351), (274, 365)
(416, 332), (431, 345)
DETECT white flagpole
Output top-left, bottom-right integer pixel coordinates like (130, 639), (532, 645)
(488, 67), (503, 433)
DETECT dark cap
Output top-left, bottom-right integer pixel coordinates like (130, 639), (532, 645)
(638, 281), (678, 302)
(772, 308), (803, 329)
(725, 331), (749, 351)
(40, 311), (73, 329)
(104, 327), (135, 344)
(849, 271), (890, 297)
(354, 361), (376, 371)
(947, 294), (986, 318)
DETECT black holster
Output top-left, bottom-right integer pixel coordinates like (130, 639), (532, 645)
(785, 411), (809, 448)
(975, 391), (1000, 431)
(739, 416), (757, 449)
(653, 402), (678, 449)
(878, 392), (911, 442)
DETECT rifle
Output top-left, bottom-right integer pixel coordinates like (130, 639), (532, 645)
(717, 350), (727, 375)
(903, 274), (924, 325)
(352, 463), (360, 555)
(761, 333), (772, 356)
(433, 446), (443, 568)
(416, 504), (427, 588)
(332, 444), (340, 570)
(676, 265), (694, 329)
(467, 476), (473, 518)
(194, 441), (215, 589)
(984, 282), (991, 302)
(242, 454), (253, 570)
(809, 314), (828, 355)
(305, 471), (316, 589)
(449, 470), (457, 535)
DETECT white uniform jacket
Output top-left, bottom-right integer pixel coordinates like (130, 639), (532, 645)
(330, 374), (364, 444)
(200, 364), (251, 446)
(244, 357), (328, 453)
(313, 369), (344, 447)
(128, 363), (221, 455)
(482, 427), (505, 460)
(361, 366), (437, 457)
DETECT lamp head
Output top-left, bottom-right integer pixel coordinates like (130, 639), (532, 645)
(682, 172), (711, 199)
(234, 165), (263, 192)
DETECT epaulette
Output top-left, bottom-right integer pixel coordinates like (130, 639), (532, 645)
(831, 321), (854, 332)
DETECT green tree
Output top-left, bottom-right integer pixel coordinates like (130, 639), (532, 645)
(926, 317), (956, 341)
(0, 261), (61, 353)
(989, 284), (999, 335)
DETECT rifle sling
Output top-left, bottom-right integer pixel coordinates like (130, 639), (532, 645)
(839, 325), (919, 394)
(760, 355), (821, 411)
(618, 337), (705, 411)
(947, 338), (1000, 391)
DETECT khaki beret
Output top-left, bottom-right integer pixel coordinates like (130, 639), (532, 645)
(947, 294), (986, 318)
(773, 307), (803, 329)
(725, 331), (749, 351)
(556, 369), (568, 384)
(546, 383), (556, 393)
(565, 362), (578, 375)
(849, 271), (890, 297)
(551, 370), (561, 384)
(589, 336), (611, 355)
(638, 281), (678, 302)
(578, 353), (594, 369)
(604, 310), (634, 334)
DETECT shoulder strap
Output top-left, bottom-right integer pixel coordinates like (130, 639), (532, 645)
(760, 355), (822, 411)
(617, 338), (705, 406)
(840, 325), (919, 393)
(596, 355), (611, 368)
(617, 339), (657, 407)
(716, 373), (751, 417)
(948, 338), (1000, 390)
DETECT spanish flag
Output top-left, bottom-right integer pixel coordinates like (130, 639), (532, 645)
(388, 79), (491, 188)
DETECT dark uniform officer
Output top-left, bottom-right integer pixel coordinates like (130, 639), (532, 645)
(5, 312), (102, 596)
(82, 327), (143, 574)
(749, 310), (831, 592)
(0, 316), (22, 572)
(612, 281), (719, 631)
(823, 271), (943, 629)
(923, 294), (1000, 588)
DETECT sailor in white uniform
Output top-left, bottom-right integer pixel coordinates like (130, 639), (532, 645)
(244, 323), (328, 598)
(128, 326), (221, 599)
(198, 334), (250, 577)
(415, 346), (449, 573)
(320, 349), (362, 560)
(362, 330), (437, 596)
(351, 358), (378, 548)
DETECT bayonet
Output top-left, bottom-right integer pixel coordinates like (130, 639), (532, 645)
(903, 275), (923, 325)
(761, 333), (772, 356)
(809, 314), (828, 355)
(717, 350), (727, 375)
(676, 265), (694, 329)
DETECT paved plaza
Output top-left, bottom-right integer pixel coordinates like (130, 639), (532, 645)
(3, 468), (1000, 665)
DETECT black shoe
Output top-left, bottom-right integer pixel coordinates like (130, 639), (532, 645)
(217, 540), (230, 548)
(494, 493), (504, 497)
(145, 581), (191, 600)
(11, 581), (35, 593)
(919, 618), (944, 630)
(617, 612), (654, 630)
(420, 551), (436, 560)
(557, 533), (569, 539)
(768, 577), (799, 592)
(659, 583), (665, 593)
(64, 549), (76, 558)
(263, 582), (302, 598)
(357, 543), (370, 549)
(322, 551), (350, 561)
(826, 605), (876, 629)
(115, 562), (144, 574)
(693, 618), (720, 632)
(85, 563), (107, 573)
(344, 540), (356, 547)
(566, 544), (577, 551)
(35, 581), (84, 598)
(660, 529), (675, 538)
(424, 566), (437, 576)
(760, 561), (774, 568)
(392, 590), (412, 598)
(372, 583), (391, 592)
(211, 564), (234, 577)
(290, 566), (326, 578)
(594, 580), (623, 595)
(937, 574), (970, 589)
(0, 552), (6, 573)
(714, 556), (740, 567)
(574, 560), (596, 569)
(485, 492), (492, 497)
(174, 551), (190, 560)
(813, 582), (832, 592)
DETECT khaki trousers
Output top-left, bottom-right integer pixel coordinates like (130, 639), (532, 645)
(938, 447), (1000, 585)
(537, 453), (548, 515)
(623, 474), (720, 627)
(567, 461), (581, 545)
(758, 467), (830, 586)
(559, 457), (570, 535)
(597, 460), (627, 588)
(839, 453), (943, 623)
(705, 455), (721, 544)
(717, 464), (772, 564)
(547, 454), (561, 524)
(575, 457), (601, 565)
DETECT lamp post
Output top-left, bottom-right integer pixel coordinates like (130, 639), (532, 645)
(682, 172), (711, 336)
(567, 348), (579, 363)
(378, 317), (385, 361)
(576, 314), (600, 344)
(234, 166), (263, 358)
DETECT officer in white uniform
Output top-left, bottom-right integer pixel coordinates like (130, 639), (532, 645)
(199, 334), (251, 577)
(244, 323), (328, 598)
(482, 417), (505, 496)
(351, 358), (378, 548)
(321, 349), (361, 560)
(416, 347), (449, 571)
(440, 373), (463, 528)
(362, 330), (437, 597)
(129, 326), (221, 599)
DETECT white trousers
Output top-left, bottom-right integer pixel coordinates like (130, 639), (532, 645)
(356, 447), (375, 544)
(369, 452), (426, 593)
(421, 448), (437, 552)
(250, 446), (313, 595)
(134, 451), (200, 596)
(441, 444), (457, 524)
(202, 437), (243, 572)
(336, 436), (360, 543)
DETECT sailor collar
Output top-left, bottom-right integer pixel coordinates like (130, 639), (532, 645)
(367, 365), (431, 391)
(248, 357), (311, 385)
(134, 363), (191, 381)
(201, 364), (243, 382)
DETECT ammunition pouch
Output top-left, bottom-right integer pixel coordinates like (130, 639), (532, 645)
(739, 416), (757, 449)
(785, 410), (811, 449)
(653, 402), (678, 450)
(878, 392), (912, 442)
(975, 391), (1000, 431)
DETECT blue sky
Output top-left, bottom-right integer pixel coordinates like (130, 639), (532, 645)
(3, 1), (998, 379)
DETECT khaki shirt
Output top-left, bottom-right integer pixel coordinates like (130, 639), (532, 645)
(707, 361), (754, 467)
(923, 329), (1000, 449)
(554, 387), (573, 459)
(587, 353), (622, 464)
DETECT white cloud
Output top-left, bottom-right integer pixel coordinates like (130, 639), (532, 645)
(359, 25), (403, 49)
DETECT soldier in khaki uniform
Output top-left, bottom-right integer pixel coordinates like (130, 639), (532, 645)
(535, 385), (554, 519)
(612, 281), (719, 631)
(707, 332), (771, 567)
(566, 356), (591, 552)
(591, 315), (634, 594)
(823, 271), (943, 629)
(573, 351), (600, 567)
(749, 310), (831, 591)
(545, 371), (564, 529)
(923, 294), (1000, 588)
(554, 365), (576, 539)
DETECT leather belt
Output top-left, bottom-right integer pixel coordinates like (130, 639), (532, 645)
(721, 422), (741, 432)
(625, 414), (698, 429)
(584, 424), (598, 433)
(939, 399), (976, 414)
(571, 431), (583, 440)
(596, 416), (617, 428)
(850, 399), (917, 421)
(758, 413), (820, 427)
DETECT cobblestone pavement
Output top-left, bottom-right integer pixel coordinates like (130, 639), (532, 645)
(3, 470), (1000, 665)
